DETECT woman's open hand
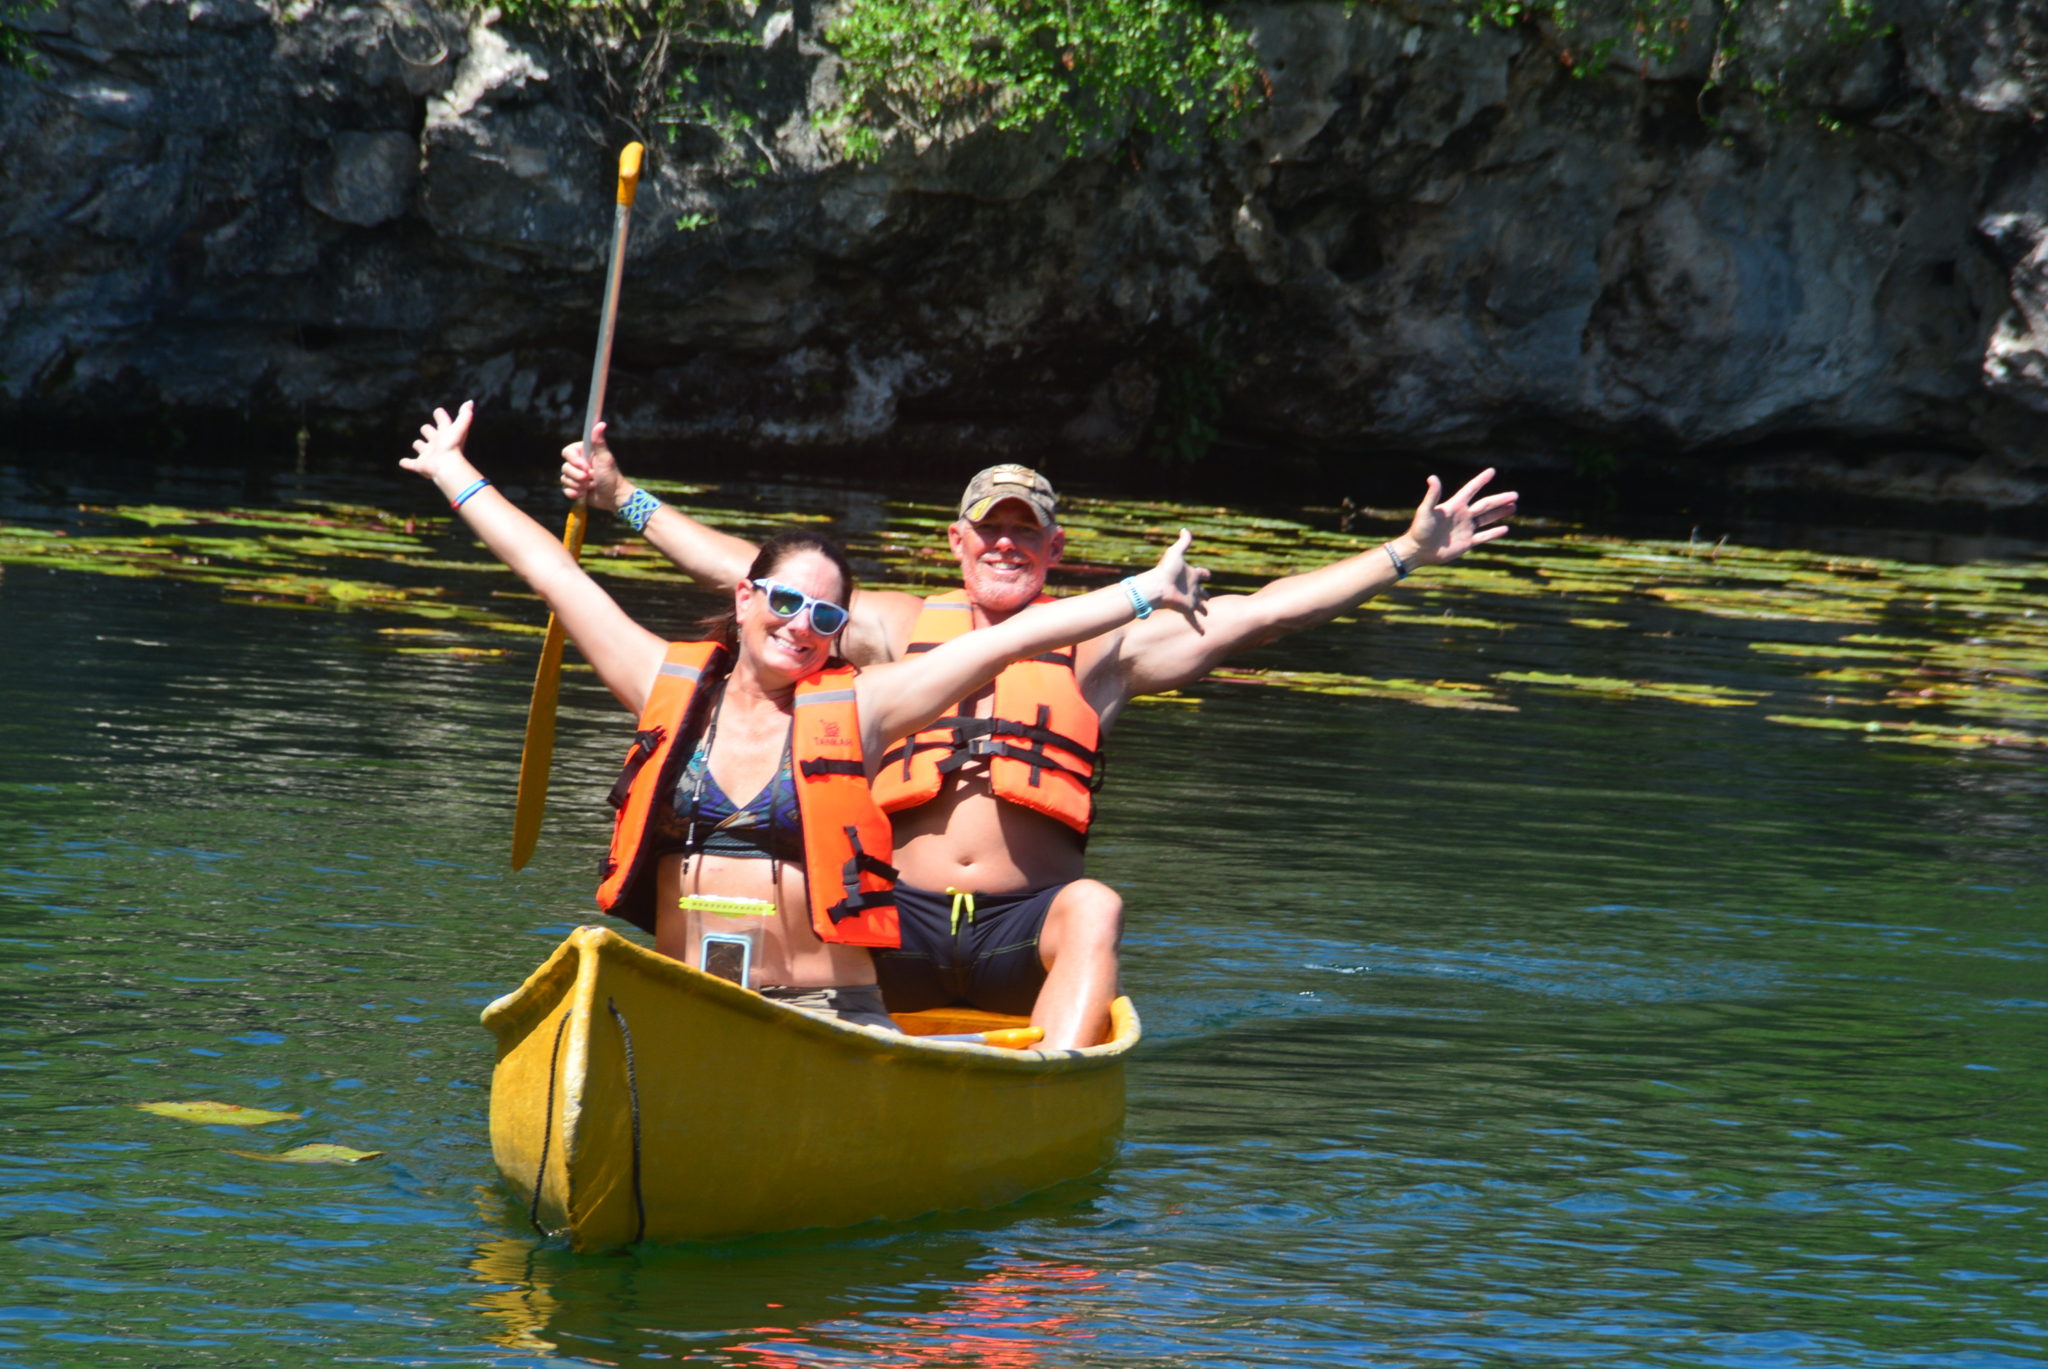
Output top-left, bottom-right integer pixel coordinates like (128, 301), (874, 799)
(400, 402), (476, 483)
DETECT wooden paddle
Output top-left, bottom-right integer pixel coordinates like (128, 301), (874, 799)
(511, 141), (645, 870)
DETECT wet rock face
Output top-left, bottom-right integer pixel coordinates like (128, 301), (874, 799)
(0, 0), (2043, 507)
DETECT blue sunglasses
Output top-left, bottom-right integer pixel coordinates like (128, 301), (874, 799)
(750, 578), (850, 636)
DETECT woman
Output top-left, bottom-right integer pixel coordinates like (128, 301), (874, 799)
(403, 401), (1206, 1030)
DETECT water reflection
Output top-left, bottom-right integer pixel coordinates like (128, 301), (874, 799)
(469, 1211), (1115, 1365)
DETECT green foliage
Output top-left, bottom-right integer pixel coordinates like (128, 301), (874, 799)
(1823, 0), (1886, 42)
(1, 0), (55, 77)
(482, 0), (757, 137)
(824, 0), (1264, 157)
(1463, 0), (1897, 123)
(1465, 0), (1691, 77)
(493, 0), (697, 42)
(473, 0), (1263, 164)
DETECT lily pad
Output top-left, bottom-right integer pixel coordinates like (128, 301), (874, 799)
(12, 478), (2046, 764)
(138, 1100), (302, 1126)
(1749, 641), (1911, 662)
(1496, 671), (1769, 708)
(230, 1143), (383, 1165)
(1205, 666), (1517, 711)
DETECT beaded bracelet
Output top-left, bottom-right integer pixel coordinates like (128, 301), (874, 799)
(1382, 543), (1411, 580)
(1120, 575), (1154, 620)
(616, 488), (663, 533)
(449, 478), (490, 510)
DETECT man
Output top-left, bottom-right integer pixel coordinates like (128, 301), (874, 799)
(563, 429), (1515, 1048)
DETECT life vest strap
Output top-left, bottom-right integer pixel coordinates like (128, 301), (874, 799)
(882, 714), (1101, 770)
(829, 823), (900, 924)
(606, 727), (666, 810)
(823, 889), (898, 923)
(797, 757), (866, 779)
(946, 739), (1102, 790)
(875, 735), (964, 774)
(976, 715), (1102, 768)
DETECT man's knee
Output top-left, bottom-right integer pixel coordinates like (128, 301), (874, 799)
(1043, 880), (1123, 959)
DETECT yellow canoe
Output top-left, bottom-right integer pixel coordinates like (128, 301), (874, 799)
(480, 924), (1139, 1251)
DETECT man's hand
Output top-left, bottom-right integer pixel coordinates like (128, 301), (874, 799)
(1401, 468), (1519, 567)
(560, 421), (625, 512)
(1133, 529), (1212, 627)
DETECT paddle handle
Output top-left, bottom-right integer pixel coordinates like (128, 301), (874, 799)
(580, 141), (645, 464)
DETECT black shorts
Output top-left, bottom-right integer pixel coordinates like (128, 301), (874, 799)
(873, 881), (1063, 1016)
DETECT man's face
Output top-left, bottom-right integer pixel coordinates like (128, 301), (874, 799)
(948, 499), (1065, 617)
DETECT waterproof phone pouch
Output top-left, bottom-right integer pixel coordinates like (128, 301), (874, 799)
(679, 893), (773, 988)
(699, 932), (753, 987)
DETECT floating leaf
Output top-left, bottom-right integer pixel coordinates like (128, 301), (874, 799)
(1380, 611), (1514, 631)
(230, 1143), (383, 1164)
(1205, 666), (1516, 711)
(1750, 642), (1911, 662)
(1765, 713), (2046, 750)
(1130, 690), (1202, 708)
(1496, 671), (1768, 708)
(138, 1100), (302, 1126)
(11, 479), (2047, 763)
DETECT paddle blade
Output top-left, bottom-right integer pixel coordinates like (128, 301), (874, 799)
(511, 614), (570, 871)
(510, 505), (589, 870)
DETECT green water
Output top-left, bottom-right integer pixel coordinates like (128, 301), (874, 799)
(2, 466), (2043, 1367)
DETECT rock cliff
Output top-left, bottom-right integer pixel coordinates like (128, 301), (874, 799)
(2, 0), (2043, 509)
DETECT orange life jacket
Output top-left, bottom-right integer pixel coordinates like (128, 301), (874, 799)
(595, 640), (899, 948)
(870, 591), (1102, 835)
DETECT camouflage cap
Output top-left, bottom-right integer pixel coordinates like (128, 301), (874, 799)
(958, 464), (1058, 526)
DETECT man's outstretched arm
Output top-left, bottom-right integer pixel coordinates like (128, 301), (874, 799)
(560, 425), (921, 664)
(1106, 469), (1518, 701)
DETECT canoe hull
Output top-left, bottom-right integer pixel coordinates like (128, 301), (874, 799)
(482, 925), (1136, 1250)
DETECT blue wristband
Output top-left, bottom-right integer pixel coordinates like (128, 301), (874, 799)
(449, 478), (490, 510)
(1120, 576), (1154, 620)
(616, 488), (663, 534)
(1383, 543), (1410, 580)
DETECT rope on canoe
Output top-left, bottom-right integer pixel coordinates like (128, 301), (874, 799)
(528, 1009), (572, 1238)
(606, 996), (648, 1246)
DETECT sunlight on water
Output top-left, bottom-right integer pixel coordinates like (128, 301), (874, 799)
(1, 463), (2042, 1367)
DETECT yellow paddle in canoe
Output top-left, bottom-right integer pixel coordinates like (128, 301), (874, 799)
(511, 141), (644, 871)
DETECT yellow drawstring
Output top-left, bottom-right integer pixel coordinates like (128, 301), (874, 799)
(945, 886), (976, 937)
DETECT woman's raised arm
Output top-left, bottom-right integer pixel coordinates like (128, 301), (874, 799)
(401, 401), (667, 715)
(854, 530), (1209, 756)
